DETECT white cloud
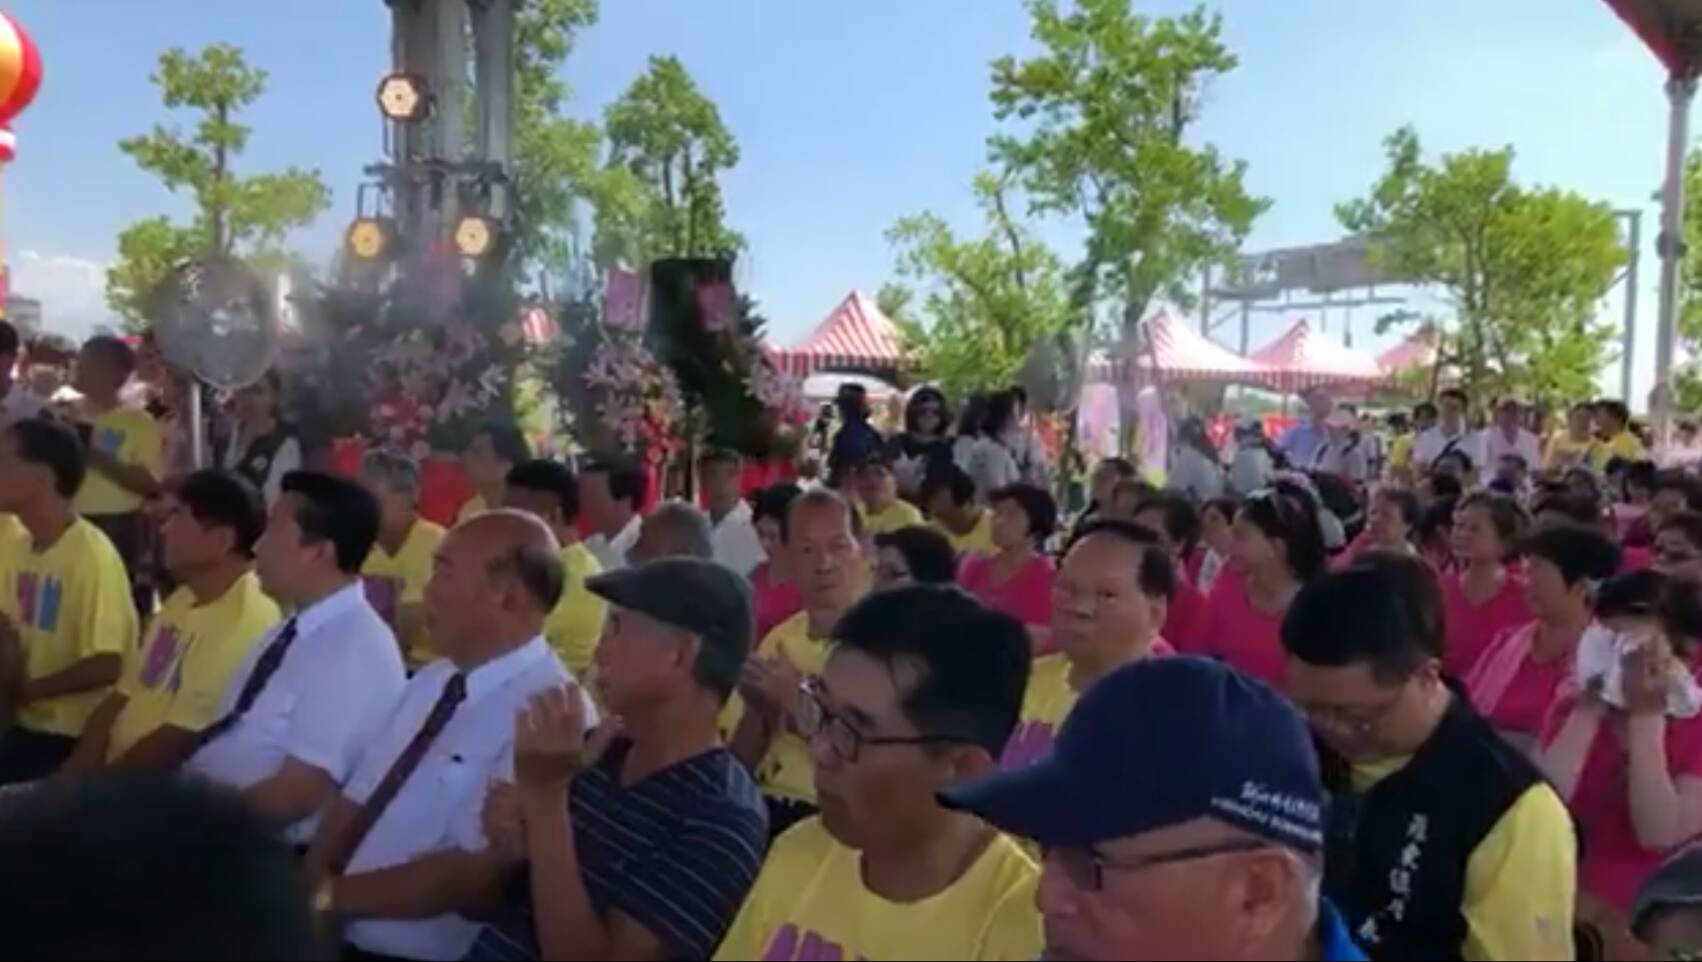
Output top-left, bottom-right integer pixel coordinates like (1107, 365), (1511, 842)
(9, 249), (118, 339)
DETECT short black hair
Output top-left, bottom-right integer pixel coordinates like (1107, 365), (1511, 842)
(699, 447), (743, 469)
(982, 390), (1020, 437)
(1201, 495), (1240, 525)
(1238, 482), (1328, 581)
(1425, 471), (1464, 501)
(1376, 488), (1423, 528)
(1438, 387), (1469, 407)
(174, 469), (266, 559)
(1413, 401), (1439, 420)
(903, 386), (951, 435)
(1521, 525), (1621, 586)
(782, 487), (863, 543)
(1065, 519), (1176, 600)
(0, 319), (17, 356)
(0, 772), (317, 958)
(1655, 471), (1702, 513)
(1096, 456), (1139, 480)
(1533, 491), (1605, 528)
(990, 482), (1058, 543)
(280, 470), (381, 574)
(6, 418), (85, 498)
(751, 482), (802, 529)
(1624, 459), (1659, 497)
(831, 585), (1031, 757)
(506, 459), (579, 522)
(920, 463), (976, 509)
(585, 459), (647, 511)
(1131, 490), (1202, 554)
(1283, 559), (1441, 684)
(1597, 398), (1632, 425)
(874, 526), (959, 585)
(1434, 449), (1475, 475)
(1661, 511), (1702, 551)
(81, 334), (137, 380)
(1458, 491), (1532, 547)
(476, 421), (532, 466)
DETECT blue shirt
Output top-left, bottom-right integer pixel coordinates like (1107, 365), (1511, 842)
(1279, 420), (1330, 466)
(467, 742), (769, 961)
(1320, 899), (1369, 961)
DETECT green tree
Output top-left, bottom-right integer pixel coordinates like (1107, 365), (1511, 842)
(990, 0), (1267, 333)
(107, 44), (331, 325)
(1676, 149), (1702, 410)
(597, 55), (743, 265)
(511, 0), (602, 286)
(1338, 126), (1626, 406)
(885, 173), (1071, 397)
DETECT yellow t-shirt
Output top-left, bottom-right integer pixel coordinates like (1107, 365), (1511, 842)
(544, 541), (607, 677)
(0, 519), (139, 736)
(1388, 433), (1414, 471)
(719, 611), (833, 804)
(1593, 430), (1648, 470)
(863, 499), (924, 536)
(933, 511), (995, 557)
(362, 518), (446, 664)
(108, 572), (281, 759)
(715, 817), (1043, 962)
(1545, 434), (1596, 471)
(1351, 758), (1575, 961)
(0, 513), (24, 561)
(455, 493), (488, 525)
(74, 405), (163, 516)
(1001, 653), (1077, 769)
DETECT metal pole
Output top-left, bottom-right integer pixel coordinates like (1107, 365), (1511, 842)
(1239, 302), (1251, 356)
(1655, 74), (1696, 446)
(1621, 209), (1642, 403)
(188, 383), (206, 469)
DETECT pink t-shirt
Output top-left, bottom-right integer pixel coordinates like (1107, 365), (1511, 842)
(1200, 572), (1289, 687)
(959, 554), (1054, 628)
(1547, 703), (1702, 912)
(751, 563), (803, 641)
(1621, 546), (1654, 574)
(1164, 579), (1209, 654)
(1464, 621), (1573, 738)
(1441, 570), (1532, 680)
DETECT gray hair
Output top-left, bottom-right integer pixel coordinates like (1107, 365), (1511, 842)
(361, 450), (422, 497)
(642, 501), (714, 561)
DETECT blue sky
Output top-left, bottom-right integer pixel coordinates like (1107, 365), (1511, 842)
(0, 0), (1678, 401)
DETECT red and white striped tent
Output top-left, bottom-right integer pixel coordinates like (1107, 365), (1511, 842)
(774, 290), (906, 378)
(1250, 318), (1385, 393)
(1376, 326), (1438, 379)
(1089, 312), (1270, 385)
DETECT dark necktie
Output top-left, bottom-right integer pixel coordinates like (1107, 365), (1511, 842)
(333, 672), (467, 873)
(195, 617), (300, 748)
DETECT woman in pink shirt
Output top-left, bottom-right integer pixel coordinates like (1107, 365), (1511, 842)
(1335, 487), (1421, 570)
(1130, 490), (1210, 653)
(1539, 570), (1702, 944)
(1442, 492), (1532, 679)
(1465, 524), (1621, 746)
(1200, 481), (1328, 686)
(748, 482), (804, 639)
(960, 482), (1056, 637)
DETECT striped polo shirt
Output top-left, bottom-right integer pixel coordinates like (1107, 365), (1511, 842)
(469, 741), (769, 961)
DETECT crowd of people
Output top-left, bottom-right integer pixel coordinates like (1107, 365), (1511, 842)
(10, 316), (1702, 960)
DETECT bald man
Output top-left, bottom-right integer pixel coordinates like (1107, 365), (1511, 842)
(628, 501), (714, 566)
(305, 511), (598, 962)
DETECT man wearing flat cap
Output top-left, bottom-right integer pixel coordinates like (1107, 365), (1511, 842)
(469, 557), (770, 962)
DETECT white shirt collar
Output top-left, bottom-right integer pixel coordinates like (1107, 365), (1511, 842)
(713, 499), (753, 531)
(609, 513), (643, 551)
(293, 580), (370, 636)
(461, 635), (553, 703)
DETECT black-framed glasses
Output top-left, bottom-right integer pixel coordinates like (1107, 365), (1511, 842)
(797, 678), (969, 763)
(1046, 839), (1272, 893)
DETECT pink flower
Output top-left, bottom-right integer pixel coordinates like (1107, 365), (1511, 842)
(697, 282), (736, 333)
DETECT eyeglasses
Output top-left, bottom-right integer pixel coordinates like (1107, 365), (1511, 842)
(1047, 839), (1272, 893)
(797, 678), (969, 763)
(1301, 689), (1408, 737)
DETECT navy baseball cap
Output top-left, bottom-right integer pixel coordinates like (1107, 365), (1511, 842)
(942, 656), (1326, 852)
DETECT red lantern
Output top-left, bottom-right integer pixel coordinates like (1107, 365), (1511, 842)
(0, 12), (42, 128)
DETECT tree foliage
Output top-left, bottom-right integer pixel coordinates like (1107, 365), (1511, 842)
(885, 173), (1071, 398)
(989, 0), (1267, 330)
(596, 55), (743, 265)
(511, 0), (602, 287)
(1338, 126), (1626, 406)
(1676, 149), (1702, 410)
(108, 44), (331, 326)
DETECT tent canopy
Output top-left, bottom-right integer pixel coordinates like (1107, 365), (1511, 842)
(775, 290), (906, 377)
(1376, 326), (1439, 378)
(1602, 0), (1702, 74)
(1249, 318), (1384, 393)
(1090, 312), (1270, 385)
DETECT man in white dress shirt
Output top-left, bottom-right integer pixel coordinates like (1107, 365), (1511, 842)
(1410, 387), (1486, 476)
(702, 448), (765, 576)
(1480, 395), (1542, 485)
(579, 460), (645, 571)
(307, 510), (589, 962)
(184, 471), (407, 844)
